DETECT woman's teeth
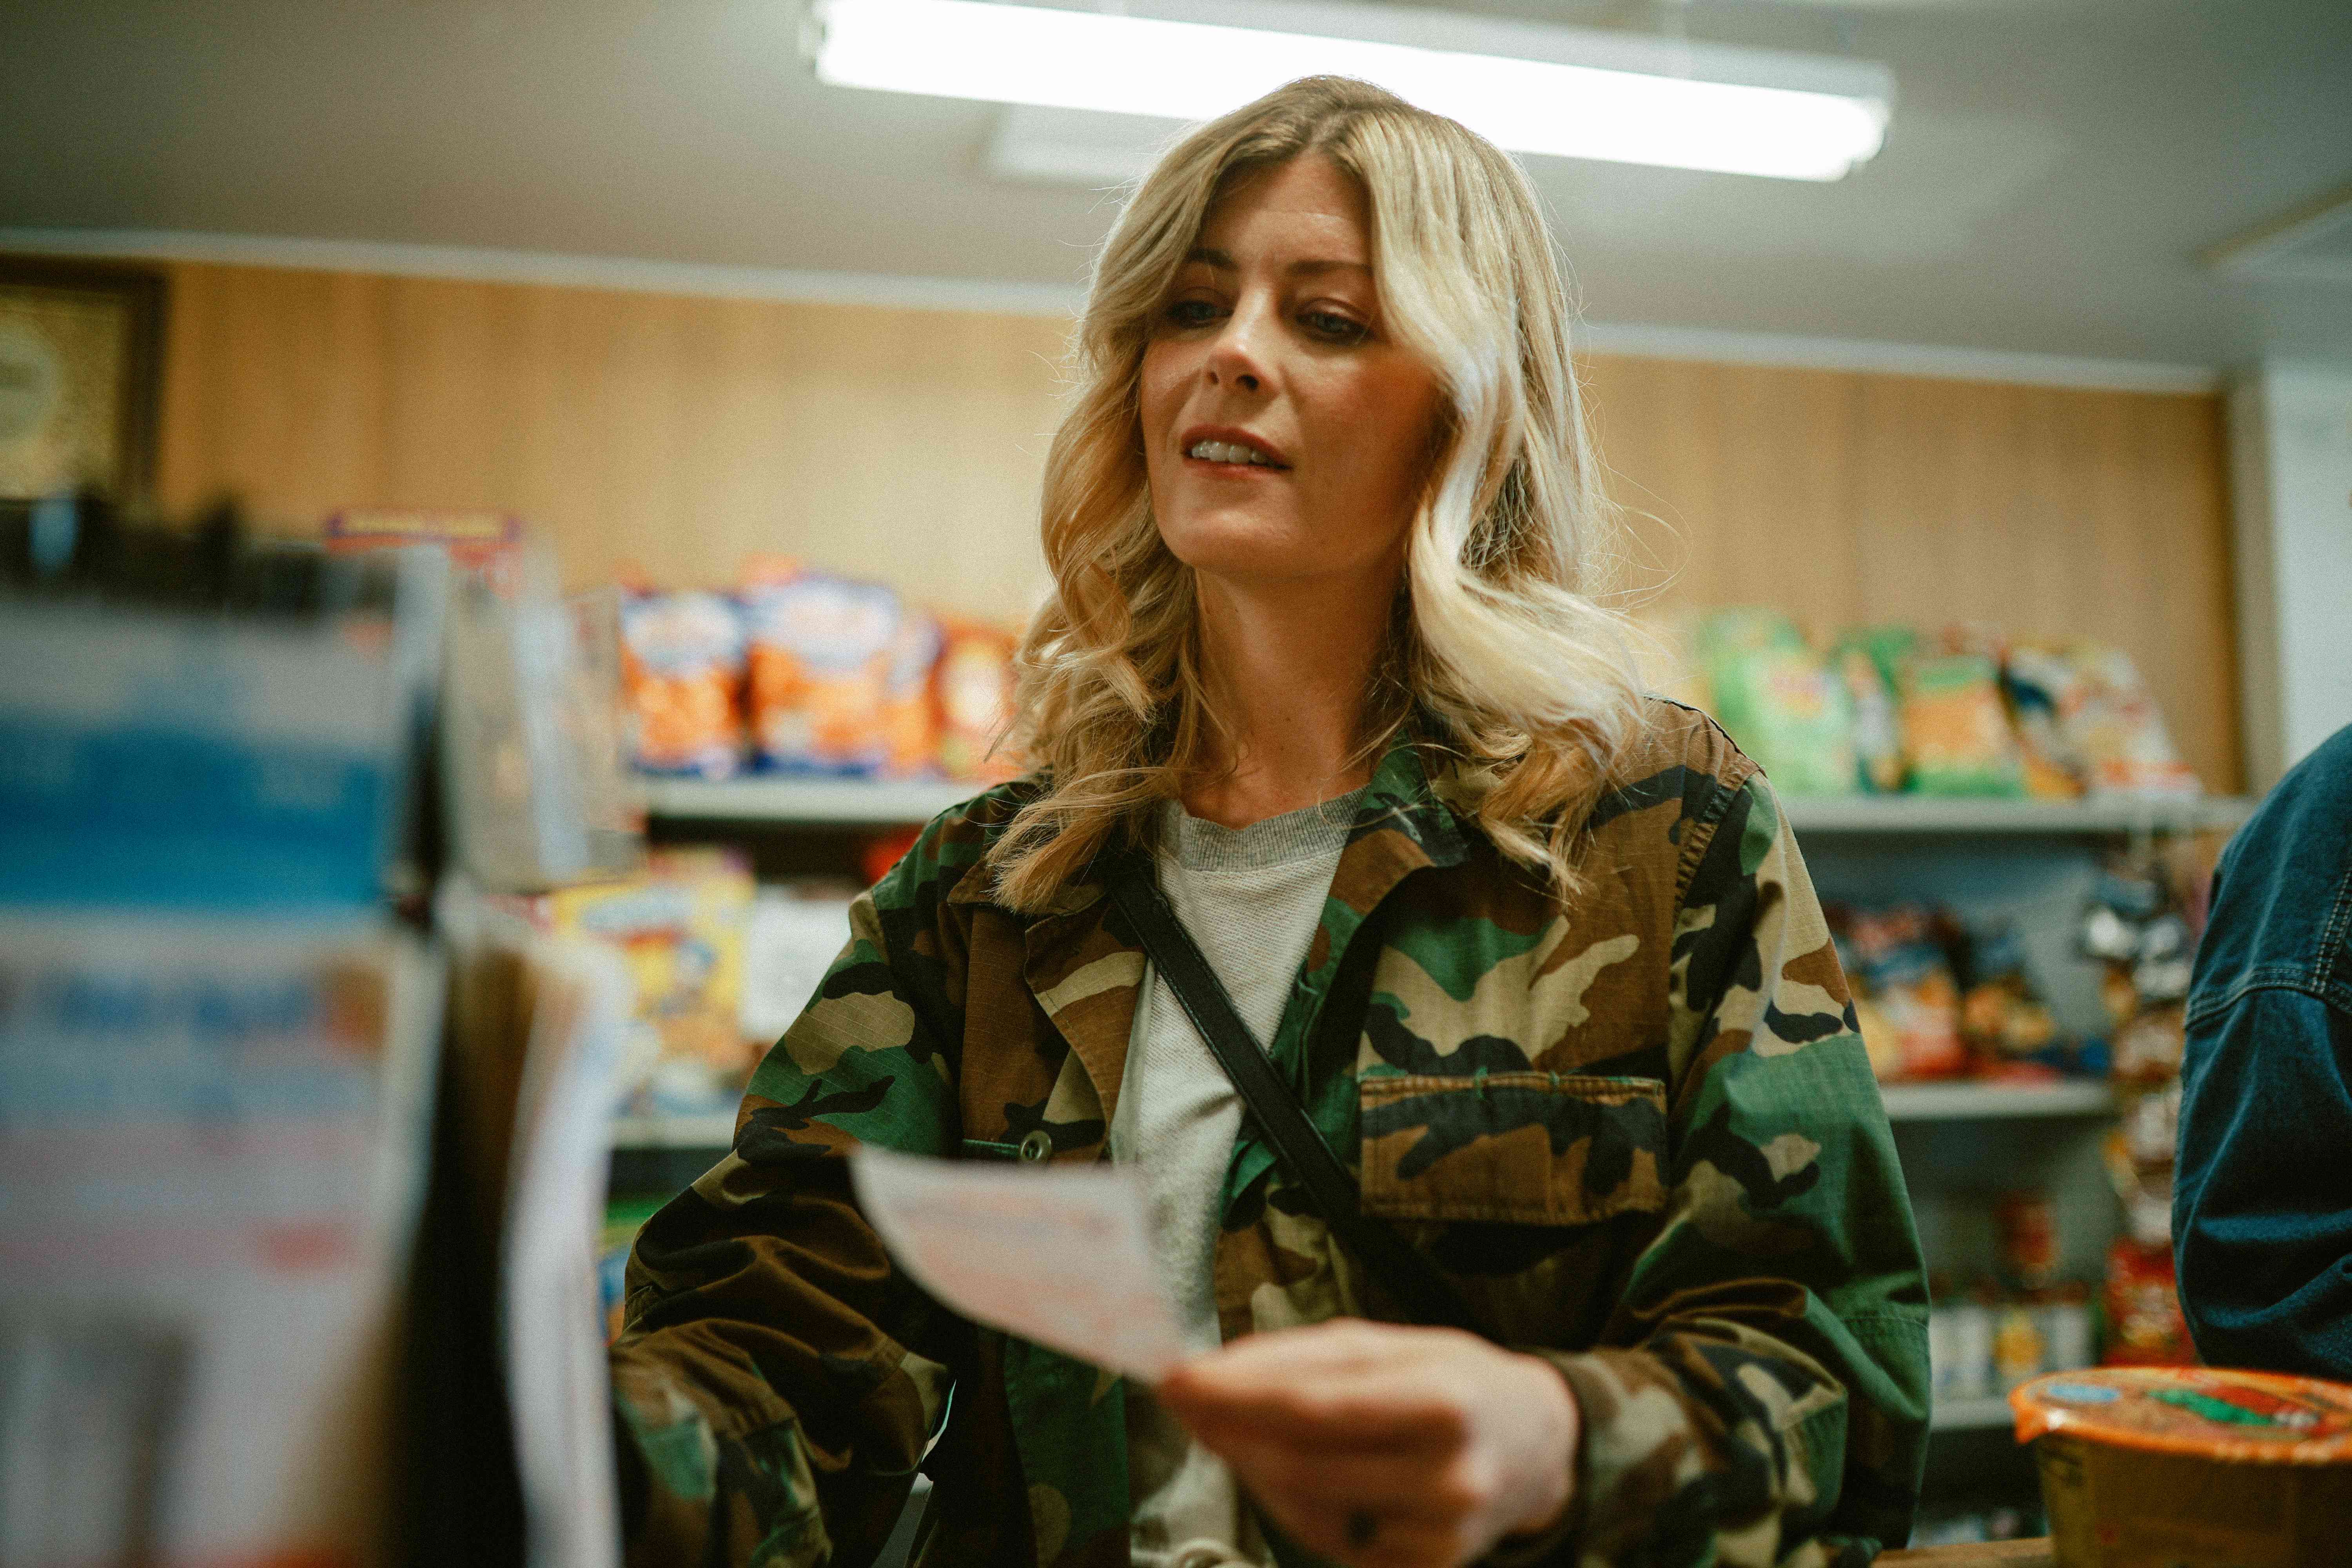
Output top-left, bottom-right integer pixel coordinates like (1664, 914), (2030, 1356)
(1187, 439), (1278, 466)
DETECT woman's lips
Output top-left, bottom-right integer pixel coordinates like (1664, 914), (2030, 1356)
(1184, 451), (1289, 475)
(1180, 428), (1289, 469)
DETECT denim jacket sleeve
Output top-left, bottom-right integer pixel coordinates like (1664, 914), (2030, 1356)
(2174, 724), (2352, 1381)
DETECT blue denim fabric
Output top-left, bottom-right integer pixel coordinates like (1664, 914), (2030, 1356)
(2174, 724), (2352, 1379)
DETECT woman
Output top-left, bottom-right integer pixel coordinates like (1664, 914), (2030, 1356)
(612, 76), (1928, 1568)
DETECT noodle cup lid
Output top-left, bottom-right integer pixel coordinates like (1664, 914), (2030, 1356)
(2012, 1367), (2352, 1463)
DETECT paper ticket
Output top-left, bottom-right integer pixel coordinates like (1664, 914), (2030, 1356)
(849, 1145), (1190, 1381)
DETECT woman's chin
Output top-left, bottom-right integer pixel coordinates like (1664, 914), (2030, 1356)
(1159, 518), (1323, 580)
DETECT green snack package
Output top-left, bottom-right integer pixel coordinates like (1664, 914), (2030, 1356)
(1694, 608), (1857, 797)
(1831, 631), (1907, 793)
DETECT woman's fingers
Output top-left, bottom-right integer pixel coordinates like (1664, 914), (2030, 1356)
(1157, 1318), (1579, 1567)
(1215, 1438), (1497, 1517)
(1165, 1376), (1467, 1450)
(1160, 1332), (1476, 1447)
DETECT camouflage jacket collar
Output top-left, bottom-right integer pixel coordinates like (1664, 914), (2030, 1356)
(989, 730), (1468, 1154)
(947, 727), (1470, 911)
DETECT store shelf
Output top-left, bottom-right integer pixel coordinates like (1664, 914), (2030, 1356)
(640, 774), (977, 825)
(616, 1088), (2111, 1143)
(640, 775), (2254, 836)
(1782, 794), (2253, 836)
(1878, 1081), (2116, 1121)
(1930, 1397), (2018, 1433)
(612, 1112), (737, 1149)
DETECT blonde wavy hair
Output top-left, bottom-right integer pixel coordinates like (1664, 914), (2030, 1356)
(985, 75), (1651, 911)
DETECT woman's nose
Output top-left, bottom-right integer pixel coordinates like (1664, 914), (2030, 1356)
(1204, 303), (1274, 394)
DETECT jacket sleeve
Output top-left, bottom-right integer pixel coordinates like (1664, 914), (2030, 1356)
(2174, 983), (2352, 1378)
(1524, 768), (1931, 1568)
(607, 821), (972, 1568)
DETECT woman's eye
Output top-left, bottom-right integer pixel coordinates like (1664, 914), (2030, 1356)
(1302, 310), (1369, 344)
(1165, 298), (1221, 328)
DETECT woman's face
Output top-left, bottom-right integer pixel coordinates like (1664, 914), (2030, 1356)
(1139, 155), (1444, 596)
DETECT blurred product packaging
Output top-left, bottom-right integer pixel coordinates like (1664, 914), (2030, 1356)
(329, 510), (637, 895)
(740, 879), (860, 1047)
(617, 583), (748, 781)
(0, 514), (443, 1566)
(0, 918), (441, 1568)
(1645, 607), (2203, 800)
(613, 557), (1025, 786)
(1, 501), (639, 1568)
(538, 848), (757, 1117)
(740, 556), (938, 777)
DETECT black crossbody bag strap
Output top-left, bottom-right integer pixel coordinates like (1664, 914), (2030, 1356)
(1106, 865), (1485, 1339)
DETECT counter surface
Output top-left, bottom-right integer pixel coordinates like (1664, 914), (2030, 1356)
(1879, 1540), (2053, 1567)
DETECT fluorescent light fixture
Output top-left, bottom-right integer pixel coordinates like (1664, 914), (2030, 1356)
(986, 105), (1192, 187)
(809, 0), (1893, 181)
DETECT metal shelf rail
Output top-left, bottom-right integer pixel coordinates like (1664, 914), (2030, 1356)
(1878, 1081), (2116, 1120)
(615, 1081), (2122, 1151)
(639, 776), (2255, 837)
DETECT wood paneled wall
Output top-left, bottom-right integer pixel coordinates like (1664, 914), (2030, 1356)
(133, 258), (2240, 791)
(154, 262), (1071, 621)
(1584, 358), (2240, 791)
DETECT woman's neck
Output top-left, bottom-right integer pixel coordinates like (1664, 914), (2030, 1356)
(1181, 570), (1396, 829)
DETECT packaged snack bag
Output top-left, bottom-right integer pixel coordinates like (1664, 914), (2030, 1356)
(1852, 993), (1905, 1082)
(879, 611), (944, 777)
(1899, 648), (2025, 796)
(1996, 1189), (2062, 1294)
(618, 587), (746, 779)
(936, 619), (1024, 783)
(1959, 920), (2059, 1066)
(1846, 624), (1918, 689)
(2063, 645), (2200, 797)
(2000, 640), (2090, 799)
(1829, 633), (1906, 793)
(1694, 609), (1857, 796)
(739, 558), (907, 775)
(1837, 903), (1970, 1079)
(543, 846), (758, 1092)
(2098, 1241), (2195, 1366)
(1993, 1301), (2049, 1394)
(327, 508), (521, 590)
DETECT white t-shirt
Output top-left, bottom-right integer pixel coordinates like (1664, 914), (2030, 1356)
(1111, 791), (1363, 1568)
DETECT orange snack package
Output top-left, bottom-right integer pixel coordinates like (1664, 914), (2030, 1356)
(618, 586), (746, 779)
(1899, 647), (2026, 797)
(879, 610), (944, 777)
(740, 558), (937, 776)
(936, 619), (1024, 783)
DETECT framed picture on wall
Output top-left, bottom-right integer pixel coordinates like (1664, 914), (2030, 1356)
(0, 257), (166, 504)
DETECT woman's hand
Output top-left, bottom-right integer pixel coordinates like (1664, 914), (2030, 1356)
(1156, 1319), (1579, 1568)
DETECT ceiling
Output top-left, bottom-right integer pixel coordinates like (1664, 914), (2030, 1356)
(3, 0), (2348, 368)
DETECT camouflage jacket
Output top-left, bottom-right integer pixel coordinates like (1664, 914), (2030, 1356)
(610, 701), (1931, 1568)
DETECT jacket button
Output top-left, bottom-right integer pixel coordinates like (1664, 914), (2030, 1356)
(1017, 1129), (1054, 1163)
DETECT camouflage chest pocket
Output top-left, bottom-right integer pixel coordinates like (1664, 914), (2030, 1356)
(1357, 1073), (1670, 1226)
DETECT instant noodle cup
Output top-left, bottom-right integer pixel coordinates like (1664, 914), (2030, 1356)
(2012, 1366), (2352, 1566)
